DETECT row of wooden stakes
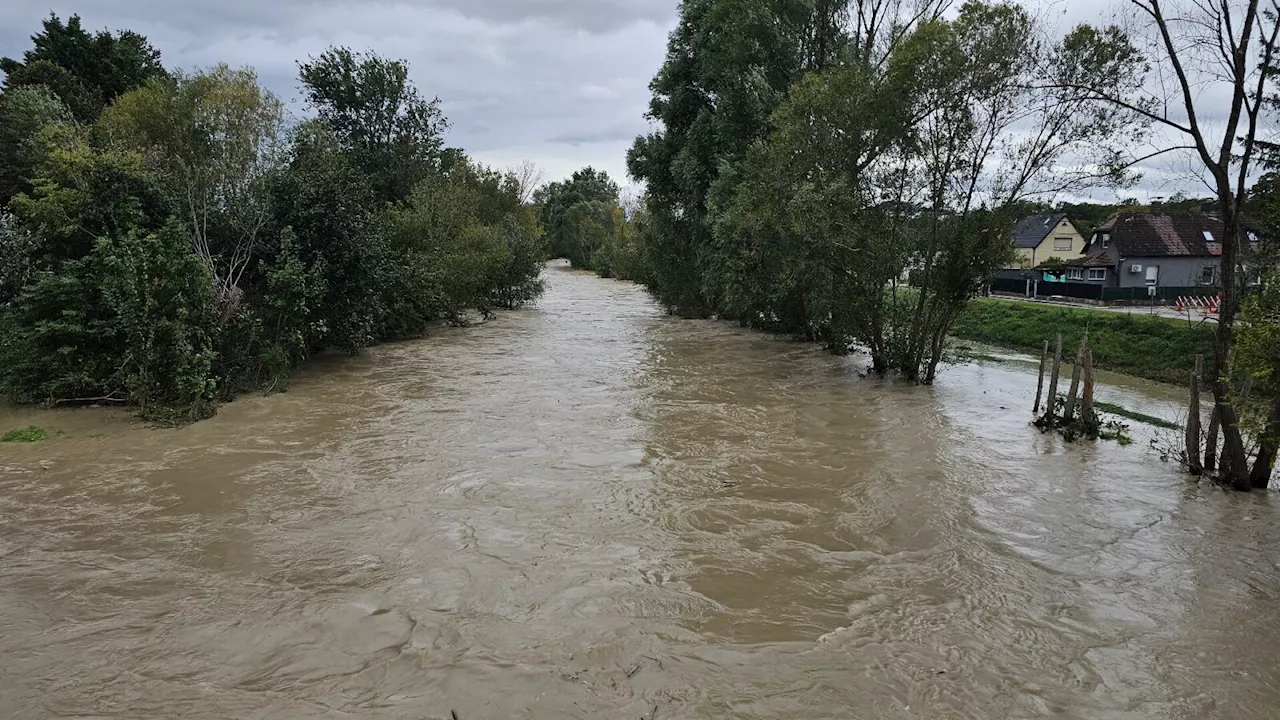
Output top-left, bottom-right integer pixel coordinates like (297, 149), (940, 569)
(1033, 333), (1099, 434)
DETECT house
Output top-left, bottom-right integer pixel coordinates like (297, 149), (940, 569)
(1067, 209), (1262, 290)
(1010, 214), (1088, 268)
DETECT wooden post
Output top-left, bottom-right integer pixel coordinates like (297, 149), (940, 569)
(1034, 340), (1049, 414)
(1204, 406), (1220, 474)
(1044, 334), (1063, 427)
(1082, 345), (1096, 429)
(1186, 355), (1204, 476)
(1063, 336), (1087, 423)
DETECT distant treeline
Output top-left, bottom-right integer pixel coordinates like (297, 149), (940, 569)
(534, 167), (651, 284)
(0, 15), (545, 422)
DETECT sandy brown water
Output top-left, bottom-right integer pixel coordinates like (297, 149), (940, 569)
(2, 263), (1278, 719)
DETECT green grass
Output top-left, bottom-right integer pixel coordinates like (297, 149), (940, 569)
(1094, 401), (1181, 430)
(952, 298), (1215, 385)
(2, 425), (48, 442)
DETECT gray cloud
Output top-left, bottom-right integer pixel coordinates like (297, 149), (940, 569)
(0, 0), (674, 186)
(1, 0), (1267, 198)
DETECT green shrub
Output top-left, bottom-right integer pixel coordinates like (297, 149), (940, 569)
(2, 425), (47, 442)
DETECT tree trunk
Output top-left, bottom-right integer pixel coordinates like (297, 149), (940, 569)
(1034, 340), (1049, 414)
(1212, 202), (1251, 490)
(1044, 334), (1063, 428)
(1186, 354), (1204, 476)
(1251, 395), (1280, 490)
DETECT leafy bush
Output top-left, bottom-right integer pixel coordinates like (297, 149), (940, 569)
(1, 425), (47, 442)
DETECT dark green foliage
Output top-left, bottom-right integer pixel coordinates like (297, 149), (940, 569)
(0, 212), (40, 304)
(0, 86), (73, 205)
(950, 299), (1216, 385)
(97, 223), (218, 421)
(298, 47), (447, 205)
(0, 222), (216, 421)
(0, 254), (120, 404)
(267, 121), (384, 354)
(0, 14), (166, 123)
(630, 0), (1145, 384)
(535, 167), (620, 266)
(0, 22), (544, 422)
(627, 0), (848, 317)
(1, 426), (47, 442)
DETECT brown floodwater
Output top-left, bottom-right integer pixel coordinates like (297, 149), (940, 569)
(2, 263), (1278, 719)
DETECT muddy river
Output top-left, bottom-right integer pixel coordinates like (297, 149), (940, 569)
(2, 264), (1278, 719)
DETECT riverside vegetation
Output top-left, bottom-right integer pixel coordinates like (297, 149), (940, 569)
(0, 15), (546, 423)
(546, 0), (1278, 489)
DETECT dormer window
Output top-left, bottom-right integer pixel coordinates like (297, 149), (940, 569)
(1100, 233), (1110, 250)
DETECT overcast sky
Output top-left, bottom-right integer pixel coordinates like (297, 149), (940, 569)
(0, 0), (1265, 200)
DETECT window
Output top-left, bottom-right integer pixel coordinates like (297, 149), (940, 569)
(1202, 230), (1215, 243)
(1053, 237), (1072, 251)
(1199, 265), (1218, 285)
(1100, 233), (1110, 249)
(1068, 267), (1084, 280)
(1088, 268), (1106, 281)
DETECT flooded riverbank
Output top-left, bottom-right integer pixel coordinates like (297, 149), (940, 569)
(2, 264), (1277, 719)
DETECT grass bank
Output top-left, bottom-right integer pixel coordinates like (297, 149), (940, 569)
(951, 298), (1215, 385)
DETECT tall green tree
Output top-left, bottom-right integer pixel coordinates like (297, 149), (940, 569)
(0, 85), (73, 205)
(99, 65), (286, 319)
(298, 47), (447, 205)
(0, 13), (165, 123)
(629, 0), (949, 317)
(535, 166), (619, 265)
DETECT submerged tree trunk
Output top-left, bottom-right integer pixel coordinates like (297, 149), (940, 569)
(1252, 395), (1280, 490)
(1187, 354), (1204, 476)
(1212, 208), (1252, 489)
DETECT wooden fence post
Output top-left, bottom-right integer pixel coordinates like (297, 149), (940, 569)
(1063, 335), (1087, 423)
(1082, 345), (1096, 434)
(1044, 334), (1063, 428)
(1034, 340), (1049, 414)
(1186, 354), (1204, 476)
(1204, 406), (1220, 474)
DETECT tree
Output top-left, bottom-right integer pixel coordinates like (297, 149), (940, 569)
(1068, 0), (1280, 490)
(508, 160), (545, 204)
(265, 120), (384, 355)
(1237, 273), (1280, 487)
(99, 65), (286, 320)
(535, 166), (619, 263)
(298, 47), (448, 205)
(703, 1), (1144, 382)
(629, 0), (949, 317)
(1, 14), (165, 123)
(0, 85), (73, 206)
